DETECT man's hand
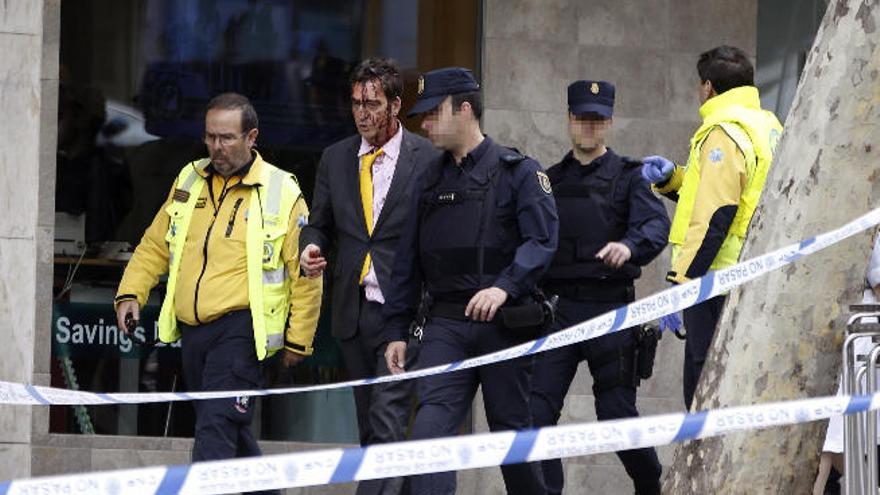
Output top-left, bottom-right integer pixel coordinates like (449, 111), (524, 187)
(465, 287), (508, 322)
(641, 155), (675, 184)
(596, 242), (632, 268)
(300, 243), (327, 278)
(282, 349), (307, 368)
(116, 299), (140, 335)
(384, 341), (407, 375)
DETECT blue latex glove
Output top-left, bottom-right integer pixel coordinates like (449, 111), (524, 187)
(658, 312), (682, 333)
(641, 155), (675, 184)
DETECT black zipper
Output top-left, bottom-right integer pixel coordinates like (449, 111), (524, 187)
(193, 176), (234, 324)
(225, 198), (244, 237)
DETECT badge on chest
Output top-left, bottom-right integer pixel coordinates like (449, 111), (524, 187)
(437, 192), (456, 203)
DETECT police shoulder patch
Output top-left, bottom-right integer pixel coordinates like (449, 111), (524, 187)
(537, 171), (552, 194)
(709, 147), (724, 163)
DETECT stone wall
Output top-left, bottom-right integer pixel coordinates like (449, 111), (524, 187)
(0, 0), (57, 480)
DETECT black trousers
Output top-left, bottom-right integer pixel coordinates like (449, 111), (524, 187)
(408, 316), (546, 495)
(529, 297), (661, 495)
(179, 310), (278, 495)
(338, 295), (418, 495)
(682, 295), (727, 410)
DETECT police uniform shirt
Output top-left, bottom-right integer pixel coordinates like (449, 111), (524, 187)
(547, 149), (669, 269)
(382, 136), (559, 342)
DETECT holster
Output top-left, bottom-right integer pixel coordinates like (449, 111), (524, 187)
(635, 324), (660, 380)
(497, 291), (558, 339)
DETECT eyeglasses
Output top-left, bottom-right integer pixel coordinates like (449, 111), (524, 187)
(204, 132), (246, 147)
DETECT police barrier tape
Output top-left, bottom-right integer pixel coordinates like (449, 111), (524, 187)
(0, 392), (876, 494)
(1, 206), (879, 407)
(0, 208), (880, 405)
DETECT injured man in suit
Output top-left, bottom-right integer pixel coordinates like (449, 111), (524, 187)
(298, 57), (441, 495)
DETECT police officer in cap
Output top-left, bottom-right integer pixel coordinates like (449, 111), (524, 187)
(383, 67), (558, 495)
(529, 81), (669, 495)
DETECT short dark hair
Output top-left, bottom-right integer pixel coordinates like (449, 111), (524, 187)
(206, 92), (258, 132)
(697, 45), (754, 95)
(450, 91), (483, 119)
(350, 58), (403, 100)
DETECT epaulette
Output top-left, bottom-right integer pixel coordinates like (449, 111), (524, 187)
(621, 157), (643, 169)
(500, 147), (526, 166)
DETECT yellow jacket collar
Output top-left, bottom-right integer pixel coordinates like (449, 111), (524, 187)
(241, 152), (266, 186)
(699, 86), (761, 121)
(194, 151), (266, 186)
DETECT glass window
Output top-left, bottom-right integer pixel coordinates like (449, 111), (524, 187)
(756, 0), (826, 122)
(52, 0), (480, 442)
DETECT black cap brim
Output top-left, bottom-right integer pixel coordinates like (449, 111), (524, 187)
(569, 103), (613, 118)
(407, 95), (446, 117)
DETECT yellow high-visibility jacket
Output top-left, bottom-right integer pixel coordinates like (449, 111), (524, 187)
(115, 153), (322, 359)
(655, 86), (783, 283)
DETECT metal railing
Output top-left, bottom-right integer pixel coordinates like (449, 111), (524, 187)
(843, 304), (880, 494)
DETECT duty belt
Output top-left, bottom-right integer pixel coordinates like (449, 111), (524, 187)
(544, 282), (635, 303)
(428, 301), (471, 321)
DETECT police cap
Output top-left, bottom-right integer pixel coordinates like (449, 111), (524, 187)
(568, 80), (615, 118)
(407, 67), (480, 117)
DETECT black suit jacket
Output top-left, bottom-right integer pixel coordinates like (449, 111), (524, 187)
(300, 129), (440, 340)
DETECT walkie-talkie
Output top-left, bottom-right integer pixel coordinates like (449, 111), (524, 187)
(124, 313), (138, 334)
(126, 313), (155, 347)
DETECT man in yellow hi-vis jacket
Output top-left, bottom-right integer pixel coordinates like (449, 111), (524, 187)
(641, 46), (783, 410)
(114, 93), (321, 473)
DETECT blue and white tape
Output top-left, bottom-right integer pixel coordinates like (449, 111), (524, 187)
(0, 392), (875, 494)
(2, 206), (880, 407)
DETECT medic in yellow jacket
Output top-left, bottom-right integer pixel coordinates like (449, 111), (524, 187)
(643, 85), (782, 284)
(642, 46), (783, 410)
(115, 150), (322, 362)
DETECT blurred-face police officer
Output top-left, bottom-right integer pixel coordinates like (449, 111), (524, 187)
(382, 67), (558, 495)
(114, 93), (322, 483)
(529, 81), (670, 495)
(640, 46), (783, 410)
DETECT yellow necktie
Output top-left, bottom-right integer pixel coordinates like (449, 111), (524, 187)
(359, 148), (383, 284)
